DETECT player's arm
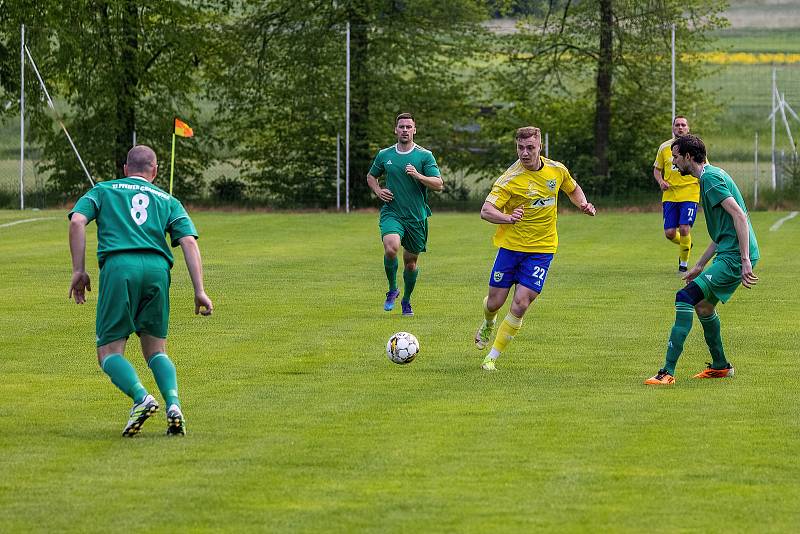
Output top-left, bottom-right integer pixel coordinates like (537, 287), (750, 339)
(367, 173), (393, 202)
(178, 236), (214, 316)
(683, 241), (718, 283)
(566, 183), (596, 216)
(68, 213), (91, 304)
(653, 166), (669, 191)
(480, 201), (523, 224)
(405, 165), (444, 191)
(720, 196), (759, 288)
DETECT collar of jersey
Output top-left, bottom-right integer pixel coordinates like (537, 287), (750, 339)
(394, 143), (416, 155)
(126, 175), (150, 182)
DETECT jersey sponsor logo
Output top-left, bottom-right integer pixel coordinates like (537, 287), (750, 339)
(546, 179), (557, 191)
(529, 197), (556, 208)
(493, 271), (504, 283)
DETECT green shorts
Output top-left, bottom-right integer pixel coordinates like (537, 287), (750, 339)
(379, 210), (428, 254)
(694, 255), (758, 305)
(96, 252), (171, 346)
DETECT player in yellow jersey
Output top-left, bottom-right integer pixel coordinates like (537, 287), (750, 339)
(653, 116), (700, 272)
(474, 127), (596, 371)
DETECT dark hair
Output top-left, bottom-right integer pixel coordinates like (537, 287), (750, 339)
(126, 145), (157, 174)
(673, 115), (688, 126)
(396, 112), (414, 125)
(671, 134), (706, 164)
(515, 126), (541, 141)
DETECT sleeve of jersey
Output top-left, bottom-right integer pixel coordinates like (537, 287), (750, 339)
(485, 181), (511, 209)
(559, 168), (577, 194)
(703, 174), (732, 208)
(368, 153), (384, 177)
(654, 148), (664, 170)
(68, 188), (100, 222)
(167, 200), (199, 247)
(423, 154), (441, 177)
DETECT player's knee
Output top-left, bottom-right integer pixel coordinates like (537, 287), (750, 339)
(695, 300), (715, 317)
(675, 282), (704, 306)
(664, 229), (677, 240)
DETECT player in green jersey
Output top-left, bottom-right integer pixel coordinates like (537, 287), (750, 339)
(68, 145), (213, 436)
(645, 135), (759, 385)
(367, 112), (443, 316)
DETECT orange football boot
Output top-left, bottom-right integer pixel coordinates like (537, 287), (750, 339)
(692, 363), (734, 379)
(645, 369), (675, 385)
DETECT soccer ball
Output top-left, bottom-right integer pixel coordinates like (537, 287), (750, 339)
(386, 332), (420, 365)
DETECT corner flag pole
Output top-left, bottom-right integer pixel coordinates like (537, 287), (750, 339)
(169, 128), (177, 196)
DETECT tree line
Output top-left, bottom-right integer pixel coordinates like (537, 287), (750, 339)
(0, 0), (726, 206)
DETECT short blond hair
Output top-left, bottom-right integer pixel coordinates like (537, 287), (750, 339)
(515, 126), (541, 141)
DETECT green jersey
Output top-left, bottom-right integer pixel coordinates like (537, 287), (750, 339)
(699, 164), (759, 261)
(68, 176), (197, 268)
(369, 143), (440, 223)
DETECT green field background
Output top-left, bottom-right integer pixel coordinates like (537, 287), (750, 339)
(1, 210), (798, 532)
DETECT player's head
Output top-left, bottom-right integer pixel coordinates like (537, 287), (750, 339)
(125, 145), (158, 182)
(515, 126), (542, 170)
(672, 115), (690, 137)
(395, 112), (416, 144)
(671, 134), (706, 173)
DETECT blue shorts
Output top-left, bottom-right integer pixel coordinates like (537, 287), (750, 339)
(663, 201), (698, 229)
(488, 248), (554, 293)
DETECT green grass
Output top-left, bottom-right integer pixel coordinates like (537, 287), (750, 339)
(1, 209), (798, 531)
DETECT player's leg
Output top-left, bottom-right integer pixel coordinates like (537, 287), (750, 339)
(400, 249), (419, 316)
(379, 210), (405, 311)
(644, 281), (705, 385)
(663, 202), (681, 246)
(96, 254), (159, 435)
(482, 253), (551, 371)
(398, 219), (427, 316)
(137, 255), (185, 434)
(677, 202), (698, 272)
(475, 248), (516, 350)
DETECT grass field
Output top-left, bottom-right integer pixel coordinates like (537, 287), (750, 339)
(1, 209), (798, 531)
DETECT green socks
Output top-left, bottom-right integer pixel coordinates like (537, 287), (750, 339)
(664, 302), (694, 374)
(402, 268), (419, 303)
(384, 256), (398, 291)
(699, 312), (728, 369)
(148, 353), (180, 408)
(101, 354), (148, 403)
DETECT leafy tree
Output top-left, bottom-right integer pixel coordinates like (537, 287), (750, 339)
(211, 0), (490, 208)
(0, 1), (226, 198)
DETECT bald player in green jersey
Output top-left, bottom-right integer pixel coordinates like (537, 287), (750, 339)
(645, 135), (759, 385)
(68, 145), (213, 436)
(367, 112), (444, 317)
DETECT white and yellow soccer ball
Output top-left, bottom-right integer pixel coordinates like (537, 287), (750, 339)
(386, 332), (420, 365)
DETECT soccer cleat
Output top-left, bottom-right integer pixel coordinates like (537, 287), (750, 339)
(678, 263), (688, 273)
(165, 404), (186, 436)
(644, 369), (675, 385)
(401, 300), (414, 317)
(474, 320), (495, 350)
(384, 289), (400, 311)
(122, 394), (159, 437)
(481, 356), (497, 371)
(692, 362), (734, 379)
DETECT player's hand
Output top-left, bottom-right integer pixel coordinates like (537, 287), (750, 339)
(659, 180), (670, 191)
(377, 188), (394, 202)
(741, 258), (759, 288)
(508, 206), (524, 223)
(195, 291), (214, 316)
(682, 264), (702, 284)
(405, 164), (419, 179)
(69, 271), (91, 304)
(581, 202), (596, 216)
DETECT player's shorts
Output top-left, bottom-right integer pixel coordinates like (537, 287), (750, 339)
(488, 248), (554, 293)
(693, 254), (758, 305)
(96, 252), (171, 346)
(379, 210), (428, 254)
(663, 201), (699, 229)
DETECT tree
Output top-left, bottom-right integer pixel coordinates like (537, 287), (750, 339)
(211, 0), (490, 208)
(480, 0), (727, 194)
(0, 1), (226, 198)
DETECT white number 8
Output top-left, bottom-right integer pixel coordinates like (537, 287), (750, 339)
(130, 193), (150, 225)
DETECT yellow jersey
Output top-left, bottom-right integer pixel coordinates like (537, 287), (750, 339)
(654, 138), (700, 203)
(485, 156), (577, 253)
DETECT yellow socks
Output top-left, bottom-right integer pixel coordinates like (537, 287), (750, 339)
(669, 233), (680, 245)
(679, 233), (692, 264)
(483, 296), (497, 323)
(489, 312), (523, 358)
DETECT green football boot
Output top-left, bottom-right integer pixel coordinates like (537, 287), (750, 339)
(122, 394), (159, 437)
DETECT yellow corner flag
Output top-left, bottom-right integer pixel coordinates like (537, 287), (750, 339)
(170, 117), (194, 195)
